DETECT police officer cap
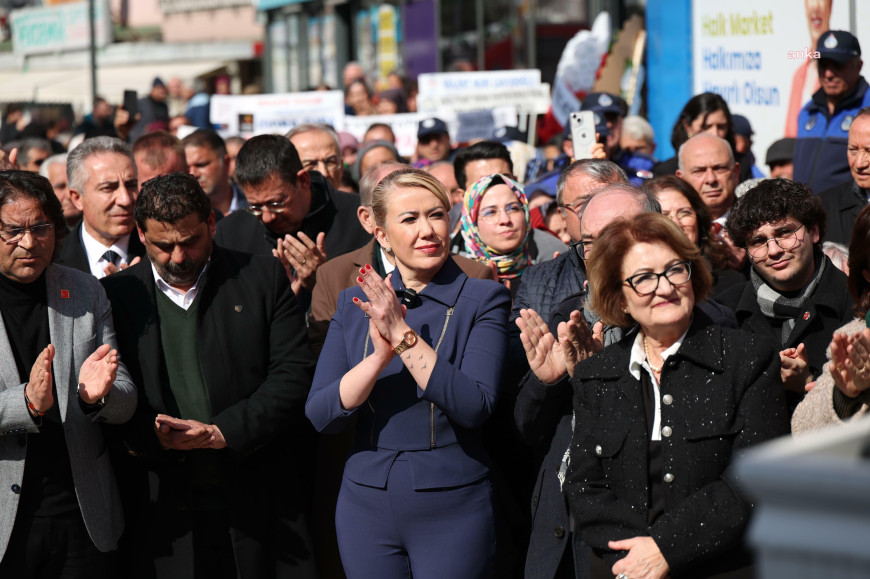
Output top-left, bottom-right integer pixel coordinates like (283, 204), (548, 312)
(417, 117), (449, 139)
(816, 30), (861, 64)
(765, 138), (796, 166)
(580, 92), (628, 117)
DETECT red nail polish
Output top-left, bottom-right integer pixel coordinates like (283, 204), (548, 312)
(357, 276), (363, 283)
(353, 297), (359, 302)
(366, 264), (372, 270)
(359, 268), (365, 274)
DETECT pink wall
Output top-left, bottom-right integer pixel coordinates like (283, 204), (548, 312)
(110, 0), (163, 28)
(162, 6), (263, 43)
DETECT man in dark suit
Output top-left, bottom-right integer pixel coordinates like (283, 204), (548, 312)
(214, 134), (369, 308)
(819, 106), (870, 245)
(54, 137), (146, 277)
(102, 173), (317, 578)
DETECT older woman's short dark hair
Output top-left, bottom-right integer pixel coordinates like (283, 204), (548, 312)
(0, 170), (68, 253)
(848, 204), (870, 317)
(588, 212), (713, 327)
(725, 178), (827, 248)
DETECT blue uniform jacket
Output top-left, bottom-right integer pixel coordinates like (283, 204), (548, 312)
(306, 257), (511, 490)
(794, 77), (870, 193)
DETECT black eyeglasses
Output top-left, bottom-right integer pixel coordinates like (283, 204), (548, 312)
(623, 261), (692, 296)
(575, 240), (595, 261)
(746, 224), (805, 259)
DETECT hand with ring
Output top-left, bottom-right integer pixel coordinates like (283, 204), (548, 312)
(273, 231), (327, 294)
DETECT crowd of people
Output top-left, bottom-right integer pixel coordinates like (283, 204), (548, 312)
(0, 25), (869, 579)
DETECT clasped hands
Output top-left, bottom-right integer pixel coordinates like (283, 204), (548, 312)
(351, 265), (409, 362)
(154, 414), (227, 451)
(516, 308), (603, 383)
(273, 231), (327, 295)
(26, 343), (119, 416)
(827, 328), (870, 398)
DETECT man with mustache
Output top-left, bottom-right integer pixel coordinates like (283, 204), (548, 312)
(54, 137), (146, 277)
(102, 173), (317, 578)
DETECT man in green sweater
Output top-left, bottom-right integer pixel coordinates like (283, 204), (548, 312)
(102, 172), (317, 579)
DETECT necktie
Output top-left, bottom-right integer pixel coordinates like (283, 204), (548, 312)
(102, 250), (120, 266)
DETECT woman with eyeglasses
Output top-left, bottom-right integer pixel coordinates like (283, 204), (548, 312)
(306, 168), (510, 578)
(450, 174), (566, 299)
(564, 212), (787, 579)
(642, 176), (747, 295)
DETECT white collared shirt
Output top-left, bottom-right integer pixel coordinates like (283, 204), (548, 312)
(628, 327), (689, 441)
(81, 226), (130, 279)
(151, 261), (210, 310)
(381, 247), (395, 275)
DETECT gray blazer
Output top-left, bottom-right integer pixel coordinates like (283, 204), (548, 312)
(0, 264), (136, 557)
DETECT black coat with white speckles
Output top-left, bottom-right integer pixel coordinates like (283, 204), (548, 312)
(565, 309), (789, 578)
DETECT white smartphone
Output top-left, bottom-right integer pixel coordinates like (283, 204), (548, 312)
(569, 111), (596, 160)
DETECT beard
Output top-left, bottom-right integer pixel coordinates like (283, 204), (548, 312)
(156, 258), (203, 287)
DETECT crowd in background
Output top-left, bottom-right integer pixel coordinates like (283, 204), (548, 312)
(0, 24), (869, 579)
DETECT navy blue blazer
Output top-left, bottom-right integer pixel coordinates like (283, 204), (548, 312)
(306, 257), (510, 490)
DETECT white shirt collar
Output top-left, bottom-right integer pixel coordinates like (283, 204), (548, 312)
(381, 246), (395, 274)
(150, 260), (210, 311)
(628, 327), (689, 381)
(80, 225), (130, 279)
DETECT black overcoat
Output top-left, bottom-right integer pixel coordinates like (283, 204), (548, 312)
(565, 311), (789, 578)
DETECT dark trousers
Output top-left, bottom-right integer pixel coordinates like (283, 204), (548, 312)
(192, 510), (238, 579)
(335, 458), (496, 579)
(0, 511), (108, 579)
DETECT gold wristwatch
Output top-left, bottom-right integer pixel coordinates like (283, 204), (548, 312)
(393, 329), (418, 355)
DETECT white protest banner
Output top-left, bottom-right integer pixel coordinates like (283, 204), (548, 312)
(453, 107), (519, 143)
(417, 70), (542, 97)
(343, 108), (519, 157)
(210, 91), (345, 137)
(417, 85), (550, 116)
(343, 113), (427, 157)
(692, 1), (850, 172)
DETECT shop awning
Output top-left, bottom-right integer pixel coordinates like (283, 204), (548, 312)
(0, 60), (230, 111)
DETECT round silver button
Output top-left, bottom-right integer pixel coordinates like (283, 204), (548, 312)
(663, 394), (673, 405)
(661, 426), (672, 438)
(594, 445), (602, 456)
(664, 473), (674, 483)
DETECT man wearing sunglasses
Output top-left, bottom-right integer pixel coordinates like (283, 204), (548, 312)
(716, 178), (853, 412)
(214, 134), (369, 301)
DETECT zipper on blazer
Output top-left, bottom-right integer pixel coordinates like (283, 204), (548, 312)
(430, 402), (435, 448)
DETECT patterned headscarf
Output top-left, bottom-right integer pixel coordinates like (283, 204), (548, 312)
(460, 174), (532, 279)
